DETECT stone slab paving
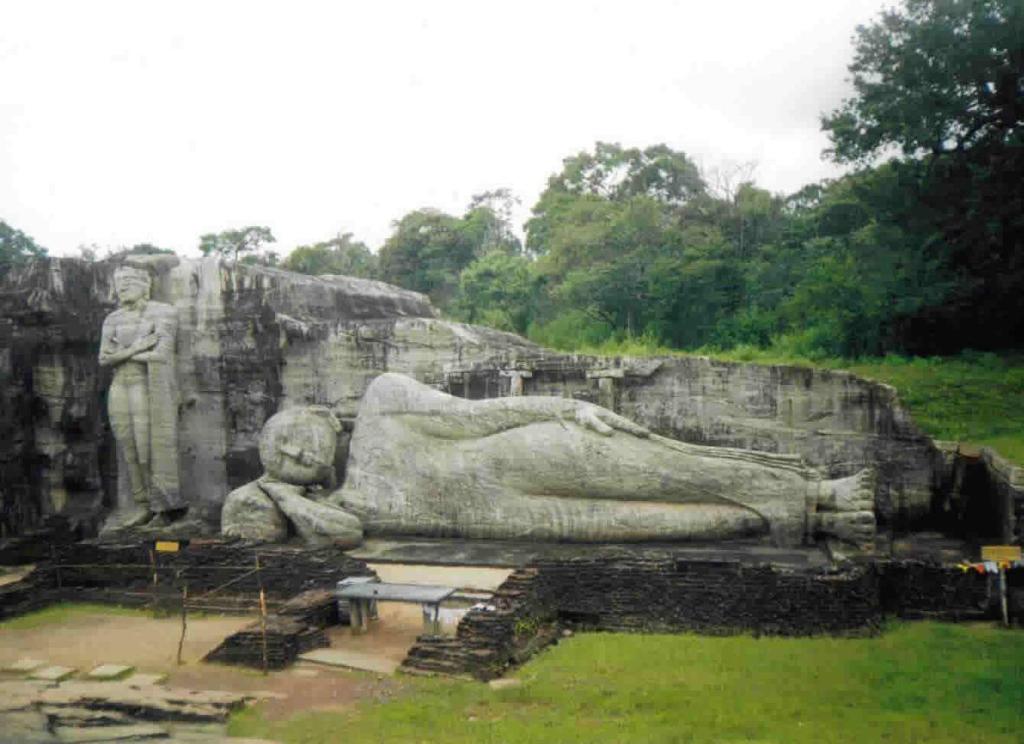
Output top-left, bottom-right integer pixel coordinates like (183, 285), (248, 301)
(86, 663), (134, 681)
(29, 665), (77, 682)
(124, 672), (168, 686)
(39, 680), (249, 721)
(40, 704), (135, 727)
(487, 678), (522, 691)
(0, 679), (57, 712)
(3, 657), (46, 673)
(54, 723), (168, 742)
(299, 648), (400, 675)
(0, 709), (56, 742)
(0, 676), (260, 743)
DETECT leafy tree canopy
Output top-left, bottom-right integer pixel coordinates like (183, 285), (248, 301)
(450, 250), (538, 333)
(822, 0), (1024, 351)
(824, 0), (1023, 162)
(462, 189), (523, 256)
(199, 226), (276, 264)
(379, 191), (521, 307)
(281, 233), (378, 279)
(378, 209), (476, 305)
(0, 220), (47, 266)
(526, 143), (704, 256)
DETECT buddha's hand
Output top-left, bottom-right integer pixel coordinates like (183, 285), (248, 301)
(130, 334), (159, 355)
(574, 404), (650, 438)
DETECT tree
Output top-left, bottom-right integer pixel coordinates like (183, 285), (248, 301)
(377, 199), (520, 309)
(462, 189), (523, 256)
(0, 220), (47, 266)
(281, 233), (378, 278)
(378, 209), (477, 306)
(100, 243), (177, 262)
(451, 251), (538, 333)
(198, 226), (276, 264)
(527, 143), (706, 257)
(824, 0), (1022, 162)
(822, 0), (1024, 351)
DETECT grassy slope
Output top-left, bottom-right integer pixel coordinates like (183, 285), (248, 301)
(229, 622), (1023, 743)
(550, 340), (1024, 466)
(0, 602), (144, 630)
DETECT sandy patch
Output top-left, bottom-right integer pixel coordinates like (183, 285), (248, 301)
(367, 563), (511, 592)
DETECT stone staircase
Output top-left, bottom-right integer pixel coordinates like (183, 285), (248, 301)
(400, 568), (556, 680)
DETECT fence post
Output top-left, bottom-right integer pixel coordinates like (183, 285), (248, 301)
(148, 548), (159, 615)
(177, 578), (188, 665)
(255, 554), (269, 675)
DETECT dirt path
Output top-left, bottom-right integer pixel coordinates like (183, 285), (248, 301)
(0, 564), (508, 721)
(0, 611), (252, 669)
(0, 608), (402, 719)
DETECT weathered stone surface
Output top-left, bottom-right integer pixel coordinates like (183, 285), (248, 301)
(31, 665), (77, 682)
(0, 256), (984, 541)
(99, 264), (183, 531)
(0, 257), (437, 537)
(221, 407), (362, 546)
(0, 679), (56, 712)
(299, 648), (399, 675)
(54, 723), (168, 742)
(38, 680), (248, 722)
(332, 374), (876, 547)
(0, 709), (56, 742)
(86, 664), (134, 681)
(3, 658), (45, 673)
(448, 356), (942, 528)
(0, 676), (254, 741)
(204, 615), (328, 670)
(124, 673), (167, 687)
(487, 678), (522, 690)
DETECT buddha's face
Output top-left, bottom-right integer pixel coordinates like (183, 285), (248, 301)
(114, 270), (151, 305)
(260, 408), (339, 485)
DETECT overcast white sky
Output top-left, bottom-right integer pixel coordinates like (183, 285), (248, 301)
(1, 0), (891, 257)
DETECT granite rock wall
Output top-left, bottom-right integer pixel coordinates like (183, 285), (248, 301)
(0, 257), (990, 539)
(446, 357), (942, 528)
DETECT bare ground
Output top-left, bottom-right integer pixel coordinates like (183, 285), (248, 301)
(0, 563), (510, 720)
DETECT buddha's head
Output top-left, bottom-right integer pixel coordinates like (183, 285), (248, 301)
(113, 265), (152, 306)
(259, 406), (342, 485)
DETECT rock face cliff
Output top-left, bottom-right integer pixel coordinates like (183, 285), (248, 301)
(0, 257), (959, 539)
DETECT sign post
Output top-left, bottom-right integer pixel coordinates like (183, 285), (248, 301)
(981, 545), (1021, 627)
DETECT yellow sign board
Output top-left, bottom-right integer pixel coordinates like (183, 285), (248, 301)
(981, 545), (1021, 562)
(154, 540), (180, 553)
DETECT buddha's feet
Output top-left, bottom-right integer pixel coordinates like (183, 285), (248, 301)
(813, 469), (876, 547)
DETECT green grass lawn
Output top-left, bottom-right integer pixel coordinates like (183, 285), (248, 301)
(0, 602), (145, 630)
(229, 622), (1023, 743)
(845, 354), (1024, 465)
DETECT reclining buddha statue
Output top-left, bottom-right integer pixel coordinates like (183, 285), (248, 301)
(221, 373), (875, 549)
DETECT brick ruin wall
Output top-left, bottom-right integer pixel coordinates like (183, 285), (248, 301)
(403, 557), (1002, 680)
(0, 539), (375, 621)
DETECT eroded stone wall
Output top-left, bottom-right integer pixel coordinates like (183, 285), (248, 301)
(446, 356), (941, 527)
(0, 257), (963, 538)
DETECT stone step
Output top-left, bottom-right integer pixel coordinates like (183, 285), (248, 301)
(404, 645), (495, 663)
(398, 664), (475, 681)
(400, 657), (469, 674)
(298, 648), (399, 675)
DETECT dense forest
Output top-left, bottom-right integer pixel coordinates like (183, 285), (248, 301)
(3, 0), (1021, 360)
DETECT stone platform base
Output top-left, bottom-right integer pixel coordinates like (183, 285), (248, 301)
(350, 537), (832, 569)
